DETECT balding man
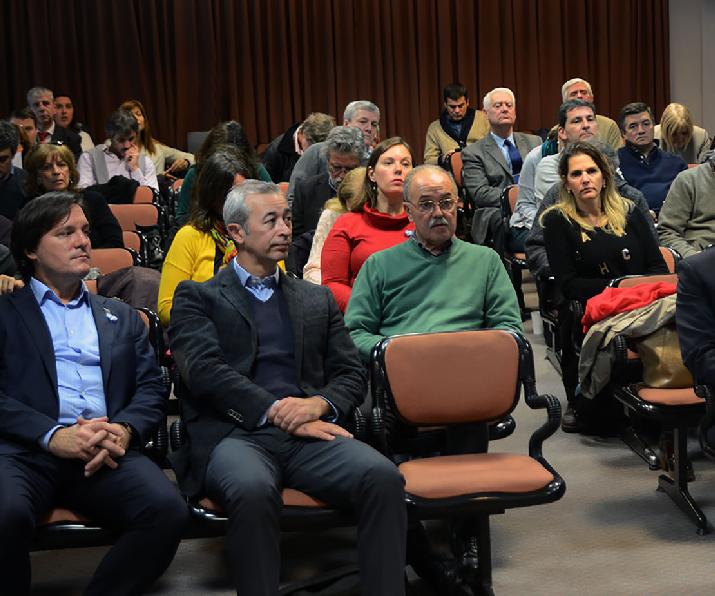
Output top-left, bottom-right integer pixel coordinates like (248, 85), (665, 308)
(561, 78), (622, 149)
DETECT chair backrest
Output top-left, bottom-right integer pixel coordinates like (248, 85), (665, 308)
(122, 230), (142, 253)
(109, 203), (159, 231)
(380, 330), (520, 425)
(278, 181), (289, 199)
(611, 273), (677, 289)
(90, 248), (134, 274)
(133, 186), (155, 204)
(450, 151), (464, 188)
(659, 246), (679, 274)
(508, 185), (519, 213)
(187, 131), (209, 154)
(84, 279), (98, 294)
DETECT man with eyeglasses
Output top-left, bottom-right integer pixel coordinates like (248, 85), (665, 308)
(617, 102), (686, 213)
(345, 164), (521, 361)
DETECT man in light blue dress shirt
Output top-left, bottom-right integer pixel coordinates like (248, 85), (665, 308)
(0, 193), (187, 595)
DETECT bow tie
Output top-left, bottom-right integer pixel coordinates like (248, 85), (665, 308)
(245, 275), (277, 291)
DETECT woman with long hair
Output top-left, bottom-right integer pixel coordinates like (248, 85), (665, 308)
(174, 120), (272, 226)
(541, 141), (668, 431)
(321, 137), (414, 311)
(655, 102), (711, 164)
(158, 146), (254, 325)
(119, 99), (195, 177)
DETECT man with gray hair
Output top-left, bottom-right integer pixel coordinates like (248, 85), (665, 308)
(461, 87), (541, 248)
(169, 179), (407, 596)
(287, 100), (380, 204)
(262, 112), (336, 182)
(77, 110), (158, 191)
(292, 126), (363, 238)
(561, 77), (622, 149)
(26, 86), (82, 159)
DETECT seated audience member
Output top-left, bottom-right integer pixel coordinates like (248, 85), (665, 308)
(54, 93), (95, 152)
(26, 86), (82, 160)
(423, 82), (489, 167)
(526, 140), (657, 281)
(321, 137), (414, 312)
(655, 102), (711, 165)
(10, 107), (39, 166)
(346, 164), (522, 360)
(676, 247), (715, 456)
(303, 167), (365, 284)
(287, 100), (380, 203)
(23, 143), (123, 249)
(158, 148), (252, 326)
(617, 102), (686, 213)
(78, 110), (159, 191)
(0, 121), (28, 220)
(119, 99), (194, 179)
(292, 126), (363, 238)
(560, 78), (623, 149)
(0, 193), (188, 596)
(175, 120), (270, 226)
(657, 155), (715, 258)
(262, 112), (335, 182)
(512, 99), (598, 252)
(462, 87), (541, 248)
(169, 180), (406, 596)
(541, 142), (668, 432)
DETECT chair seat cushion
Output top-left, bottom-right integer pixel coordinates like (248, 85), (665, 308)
(399, 453), (554, 499)
(198, 488), (326, 514)
(39, 508), (91, 525)
(636, 386), (703, 406)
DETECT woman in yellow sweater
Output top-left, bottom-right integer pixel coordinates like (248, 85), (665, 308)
(158, 147), (250, 325)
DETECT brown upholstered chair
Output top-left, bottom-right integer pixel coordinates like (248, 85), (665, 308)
(133, 185), (156, 204)
(109, 203), (164, 267)
(448, 150), (473, 239)
(32, 307), (171, 550)
(500, 184), (527, 314)
(371, 329), (565, 595)
(89, 247), (136, 274)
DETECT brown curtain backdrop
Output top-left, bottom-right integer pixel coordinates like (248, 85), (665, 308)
(1, 0), (669, 162)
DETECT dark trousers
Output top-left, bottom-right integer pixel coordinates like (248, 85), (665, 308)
(0, 450), (189, 596)
(205, 425), (407, 596)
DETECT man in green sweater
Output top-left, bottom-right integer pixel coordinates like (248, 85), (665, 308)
(345, 164), (522, 363)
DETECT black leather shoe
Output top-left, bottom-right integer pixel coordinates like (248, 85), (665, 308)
(410, 557), (473, 595)
(561, 404), (583, 433)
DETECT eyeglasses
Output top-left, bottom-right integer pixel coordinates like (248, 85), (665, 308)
(408, 198), (457, 213)
(327, 162), (357, 176)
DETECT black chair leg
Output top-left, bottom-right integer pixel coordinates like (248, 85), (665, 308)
(473, 516), (494, 596)
(656, 427), (711, 535)
(620, 425), (660, 470)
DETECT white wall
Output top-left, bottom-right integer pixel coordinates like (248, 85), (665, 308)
(669, 0), (715, 134)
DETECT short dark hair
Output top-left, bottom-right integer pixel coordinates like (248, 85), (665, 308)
(444, 83), (468, 102)
(0, 120), (19, 153)
(617, 102), (654, 133)
(11, 192), (85, 281)
(558, 99), (596, 128)
(105, 110), (138, 138)
(9, 107), (37, 124)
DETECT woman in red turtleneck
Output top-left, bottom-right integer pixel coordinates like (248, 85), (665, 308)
(321, 137), (415, 312)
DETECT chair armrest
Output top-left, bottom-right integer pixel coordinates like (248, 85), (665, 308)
(523, 392), (562, 459)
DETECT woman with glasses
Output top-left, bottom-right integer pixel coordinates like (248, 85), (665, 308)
(321, 137), (414, 312)
(23, 143), (123, 249)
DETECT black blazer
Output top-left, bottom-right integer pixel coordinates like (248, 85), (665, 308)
(0, 286), (165, 455)
(292, 172), (333, 237)
(168, 266), (367, 497)
(50, 125), (83, 160)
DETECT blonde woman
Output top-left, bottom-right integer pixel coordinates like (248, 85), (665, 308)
(655, 102), (711, 164)
(303, 167), (365, 284)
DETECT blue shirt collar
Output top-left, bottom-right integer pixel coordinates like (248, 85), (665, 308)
(231, 258), (280, 287)
(490, 131), (515, 148)
(29, 277), (89, 308)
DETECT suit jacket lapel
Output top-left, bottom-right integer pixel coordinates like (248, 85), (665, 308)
(514, 133), (530, 160)
(484, 134), (510, 174)
(90, 295), (117, 393)
(11, 287), (58, 399)
(218, 267), (255, 328)
(280, 274), (304, 375)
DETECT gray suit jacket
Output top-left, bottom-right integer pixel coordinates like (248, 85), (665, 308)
(462, 131), (542, 208)
(168, 266), (367, 497)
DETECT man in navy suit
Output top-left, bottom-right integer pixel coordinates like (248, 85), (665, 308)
(169, 180), (406, 596)
(0, 193), (187, 595)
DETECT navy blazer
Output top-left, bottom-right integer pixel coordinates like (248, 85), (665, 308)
(0, 285), (165, 455)
(50, 125), (83, 161)
(168, 266), (367, 497)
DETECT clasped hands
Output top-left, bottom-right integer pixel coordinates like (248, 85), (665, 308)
(267, 397), (352, 441)
(48, 416), (132, 477)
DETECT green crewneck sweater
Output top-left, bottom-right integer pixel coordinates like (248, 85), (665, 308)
(345, 237), (522, 361)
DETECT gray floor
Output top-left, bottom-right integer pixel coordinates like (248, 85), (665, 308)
(30, 288), (715, 595)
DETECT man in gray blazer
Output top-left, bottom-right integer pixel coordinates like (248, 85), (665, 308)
(462, 87), (541, 247)
(169, 180), (406, 596)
